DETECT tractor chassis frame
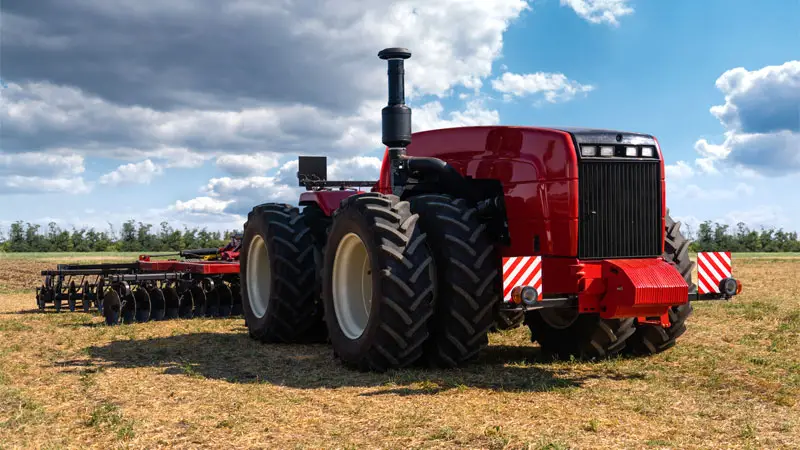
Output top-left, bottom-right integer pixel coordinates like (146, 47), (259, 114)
(498, 291), (735, 314)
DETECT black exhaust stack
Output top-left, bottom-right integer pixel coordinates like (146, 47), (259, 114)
(379, 48), (412, 150)
(378, 48), (413, 195)
(378, 47), (476, 201)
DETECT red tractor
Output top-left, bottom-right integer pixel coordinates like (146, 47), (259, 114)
(239, 48), (742, 371)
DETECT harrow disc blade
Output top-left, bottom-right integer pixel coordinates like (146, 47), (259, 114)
(102, 290), (122, 325)
(133, 289), (152, 323)
(35, 288), (45, 311)
(230, 284), (243, 316)
(81, 281), (92, 313)
(68, 281), (78, 312)
(178, 288), (194, 319)
(205, 286), (220, 318)
(216, 283), (233, 318)
(121, 291), (136, 324)
(95, 281), (105, 313)
(190, 285), (206, 318)
(148, 288), (166, 321)
(162, 287), (180, 319)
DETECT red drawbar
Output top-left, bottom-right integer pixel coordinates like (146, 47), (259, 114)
(600, 258), (689, 319)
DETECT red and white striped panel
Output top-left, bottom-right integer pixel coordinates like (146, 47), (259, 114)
(697, 252), (732, 294)
(502, 256), (542, 301)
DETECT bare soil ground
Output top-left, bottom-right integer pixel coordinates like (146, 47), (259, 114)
(0, 255), (798, 449)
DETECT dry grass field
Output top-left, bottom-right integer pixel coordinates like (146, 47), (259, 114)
(0, 254), (798, 449)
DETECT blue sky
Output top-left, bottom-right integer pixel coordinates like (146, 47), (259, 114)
(1, 0), (799, 238)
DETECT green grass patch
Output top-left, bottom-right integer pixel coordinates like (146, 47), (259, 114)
(0, 320), (33, 333)
(722, 301), (779, 320)
(0, 387), (45, 430)
(645, 440), (674, 448)
(530, 439), (571, 450)
(86, 402), (135, 441)
(428, 426), (456, 441)
(779, 310), (800, 333)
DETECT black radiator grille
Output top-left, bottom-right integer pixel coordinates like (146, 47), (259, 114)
(577, 160), (662, 259)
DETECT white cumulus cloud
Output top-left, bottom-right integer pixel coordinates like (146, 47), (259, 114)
(215, 153), (281, 177)
(491, 72), (594, 103)
(328, 157), (383, 181)
(560, 0), (634, 26)
(0, 152), (89, 194)
(690, 60), (800, 176)
(173, 196), (233, 215)
(414, 100), (501, 131)
(98, 160), (163, 186)
(665, 161), (695, 179)
(0, 176), (91, 195)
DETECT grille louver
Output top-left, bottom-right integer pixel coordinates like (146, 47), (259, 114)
(577, 160), (662, 259)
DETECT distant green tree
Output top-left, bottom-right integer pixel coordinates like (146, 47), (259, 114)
(119, 220), (139, 252)
(7, 222), (28, 252)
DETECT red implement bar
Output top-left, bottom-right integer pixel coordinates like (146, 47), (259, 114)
(173, 260), (240, 274)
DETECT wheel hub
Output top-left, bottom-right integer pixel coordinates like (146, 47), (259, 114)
(246, 234), (271, 319)
(332, 233), (373, 339)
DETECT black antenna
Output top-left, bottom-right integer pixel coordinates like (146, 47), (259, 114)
(378, 48), (412, 149)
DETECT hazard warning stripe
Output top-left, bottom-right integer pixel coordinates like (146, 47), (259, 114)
(502, 256), (542, 301)
(697, 252), (732, 294)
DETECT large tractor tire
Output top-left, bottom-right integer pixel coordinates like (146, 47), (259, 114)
(525, 308), (635, 359)
(626, 210), (696, 355)
(240, 203), (326, 343)
(301, 203), (333, 331)
(322, 193), (436, 372)
(408, 194), (500, 367)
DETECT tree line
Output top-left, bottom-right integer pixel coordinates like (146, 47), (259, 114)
(686, 221), (799, 253)
(0, 219), (797, 253)
(0, 220), (238, 253)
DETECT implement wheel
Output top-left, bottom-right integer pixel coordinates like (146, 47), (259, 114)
(408, 194), (500, 368)
(626, 210), (696, 355)
(323, 193), (436, 372)
(240, 203), (325, 343)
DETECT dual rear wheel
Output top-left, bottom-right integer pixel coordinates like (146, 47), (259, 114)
(239, 203), (326, 344)
(240, 193), (500, 371)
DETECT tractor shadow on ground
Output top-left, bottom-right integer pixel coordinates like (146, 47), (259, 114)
(75, 332), (646, 394)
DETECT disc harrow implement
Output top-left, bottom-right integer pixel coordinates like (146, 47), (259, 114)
(35, 241), (243, 326)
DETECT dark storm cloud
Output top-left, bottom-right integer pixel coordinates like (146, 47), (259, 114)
(2, 0), (529, 160)
(2, 0), (382, 113)
(0, 81), (380, 156)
